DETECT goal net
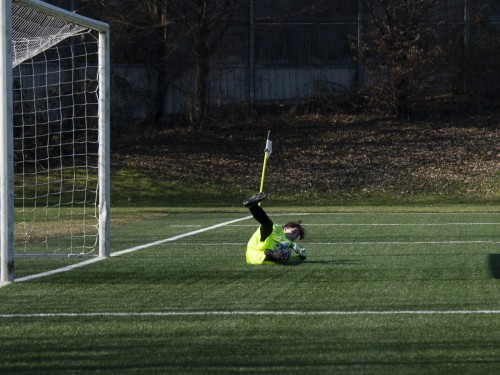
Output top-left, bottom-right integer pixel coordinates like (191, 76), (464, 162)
(1, 0), (110, 282)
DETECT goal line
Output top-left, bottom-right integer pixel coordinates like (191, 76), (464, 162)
(2, 309), (500, 318)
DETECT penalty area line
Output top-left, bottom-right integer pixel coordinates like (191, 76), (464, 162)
(2, 310), (500, 318)
(9, 215), (253, 285)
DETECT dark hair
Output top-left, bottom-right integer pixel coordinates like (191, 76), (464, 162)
(284, 221), (306, 240)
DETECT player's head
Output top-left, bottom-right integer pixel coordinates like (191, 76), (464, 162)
(283, 221), (305, 241)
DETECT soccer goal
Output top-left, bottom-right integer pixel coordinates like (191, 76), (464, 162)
(1, 0), (110, 283)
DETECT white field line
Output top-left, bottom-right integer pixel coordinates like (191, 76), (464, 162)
(110, 215), (252, 257)
(159, 240), (500, 246)
(2, 310), (500, 318)
(309, 223), (500, 226)
(228, 223), (500, 227)
(312, 241), (500, 245)
(321, 241), (500, 245)
(10, 215), (253, 285)
(277, 212), (500, 215)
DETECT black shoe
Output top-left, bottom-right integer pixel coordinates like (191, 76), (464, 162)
(243, 192), (267, 207)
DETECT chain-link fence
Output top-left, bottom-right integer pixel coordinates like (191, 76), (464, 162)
(111, 0), (500, 119)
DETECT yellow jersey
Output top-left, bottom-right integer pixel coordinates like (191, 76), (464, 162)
(246, 224), (293, 264)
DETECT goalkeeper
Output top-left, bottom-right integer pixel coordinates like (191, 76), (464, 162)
(243, 191), (306, 264)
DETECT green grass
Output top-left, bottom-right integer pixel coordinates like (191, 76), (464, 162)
(2, 208), (500, 374)
(111, 167), (244, 207)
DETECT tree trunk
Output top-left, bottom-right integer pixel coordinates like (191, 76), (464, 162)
(195, 57), (209, 129)
(193, 14), (210, 130)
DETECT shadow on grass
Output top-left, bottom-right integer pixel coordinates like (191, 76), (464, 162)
(488, 254), (500, 279)
(281, 259), (362, 266)
(306, 260), (362, 265)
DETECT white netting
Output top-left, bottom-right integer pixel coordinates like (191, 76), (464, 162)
(12, 3), (88, 68)
(12, 3), (100, 257)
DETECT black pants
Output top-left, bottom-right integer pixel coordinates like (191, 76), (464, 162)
(249, 205), (283, 262)
(249, 205), (273, 241)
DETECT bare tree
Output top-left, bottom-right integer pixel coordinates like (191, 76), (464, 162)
(169, 0), (246, 128)
(79, 0), (245, 129)
(76, 0), (175, 128)
(358, 0), (447, 117)
(147, 0), (172, 127)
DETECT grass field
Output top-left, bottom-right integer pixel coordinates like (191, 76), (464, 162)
(1, 206), (500, 374)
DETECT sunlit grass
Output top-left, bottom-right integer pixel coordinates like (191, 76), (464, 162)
(2, 210), (500, 373)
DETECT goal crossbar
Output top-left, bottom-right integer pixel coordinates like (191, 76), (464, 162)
(1, 0), (110, 284)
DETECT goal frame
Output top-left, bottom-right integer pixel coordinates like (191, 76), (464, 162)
(0, 0), (110, 284)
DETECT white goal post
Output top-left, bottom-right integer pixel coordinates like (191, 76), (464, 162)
(0, 0), (110, 284)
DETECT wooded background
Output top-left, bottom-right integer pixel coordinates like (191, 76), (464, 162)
(44, 0), (500, 128)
